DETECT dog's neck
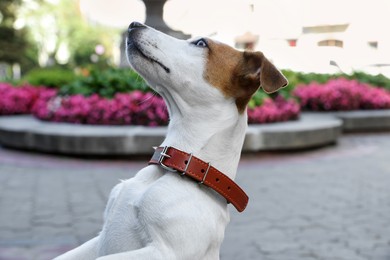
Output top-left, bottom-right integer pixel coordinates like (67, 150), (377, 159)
(161, 105), (247, 180)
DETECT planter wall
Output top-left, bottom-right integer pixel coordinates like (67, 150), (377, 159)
(0, 115), (342, 155)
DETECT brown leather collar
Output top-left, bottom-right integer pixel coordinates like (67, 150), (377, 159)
(149, 146), (249, 212)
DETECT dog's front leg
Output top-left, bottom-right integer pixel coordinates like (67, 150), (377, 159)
(96, 246), (166, 260)
(54, 236), (99, 260)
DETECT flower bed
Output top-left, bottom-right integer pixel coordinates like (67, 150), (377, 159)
(293, 78), (390, 111)
(0, 83), (44, 115)
(248, 96), (300, 124)
(32, 89), (299, 126)
(1, 81), (300, 126)
(32, 90), (169, 126)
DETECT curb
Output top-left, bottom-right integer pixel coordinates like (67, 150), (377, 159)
(0, 115), (342, 155)
(305, 110), (390, 132)
(244, 114), (341, 151)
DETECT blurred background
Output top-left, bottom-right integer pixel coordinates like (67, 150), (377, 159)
(1, 0), (390, 79)
(1, 2), (390, 259)
(1, 0), (390, 146)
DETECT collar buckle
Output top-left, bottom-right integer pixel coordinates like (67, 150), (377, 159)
(158, 146), (178, 173)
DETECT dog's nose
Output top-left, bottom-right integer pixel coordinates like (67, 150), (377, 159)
(129, 21), (146, 31)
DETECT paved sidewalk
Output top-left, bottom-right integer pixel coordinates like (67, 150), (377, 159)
(0, 133), (390, 260)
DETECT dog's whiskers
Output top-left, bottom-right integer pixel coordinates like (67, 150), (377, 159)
(138, 93), (155, 105)
(134, 73), (144, 85)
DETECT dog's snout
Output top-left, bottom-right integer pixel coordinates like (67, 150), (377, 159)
(129, 21), (146, 31)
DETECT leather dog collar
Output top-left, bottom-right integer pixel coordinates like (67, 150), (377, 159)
(149, 146), (249, 212)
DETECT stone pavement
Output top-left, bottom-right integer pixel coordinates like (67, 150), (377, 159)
(0, 133), (390, 260)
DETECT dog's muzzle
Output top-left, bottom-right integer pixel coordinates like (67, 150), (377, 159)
(126, 21), (146, 48)
(126, 22), (171, 74)
(128, 21), (146, 32)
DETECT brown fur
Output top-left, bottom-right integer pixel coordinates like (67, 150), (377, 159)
(204, 39), (288, 113)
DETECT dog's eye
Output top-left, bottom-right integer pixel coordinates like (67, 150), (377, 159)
(193, 39), (208, 48)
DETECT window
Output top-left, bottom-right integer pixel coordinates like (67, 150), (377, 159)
(287, 39), (297, 47)
(318, 39), (343, 48)
(368, 41), (378, 49)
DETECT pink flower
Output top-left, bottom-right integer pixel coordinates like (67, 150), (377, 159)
(248, 96), (300, 124)
(293, 78), (390, 111)
(0, 83), (45, 115)
(32, 90), (170, 126)
(3, 83), (299, 125)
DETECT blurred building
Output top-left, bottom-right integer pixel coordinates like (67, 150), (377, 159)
(266, 22), (390, 76)
(79, 0), (390, 77)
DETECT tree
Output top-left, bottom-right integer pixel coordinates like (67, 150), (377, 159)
(0, 0), (28, 65)
(20, 0), (118, 68)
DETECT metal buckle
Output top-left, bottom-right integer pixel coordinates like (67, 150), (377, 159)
(182, 153), (193, 176)
(158, 146), (177, 173)
(199, 162), (211, 185)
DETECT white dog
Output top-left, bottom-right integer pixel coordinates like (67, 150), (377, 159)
(55, 22), (287, 260)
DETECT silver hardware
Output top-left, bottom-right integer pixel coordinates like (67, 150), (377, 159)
(182, 153), (193, 176)
(158, 146), (177, 172)
(199, 162), (211, 185)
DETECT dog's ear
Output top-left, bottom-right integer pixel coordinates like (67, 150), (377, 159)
(230, 51), (288, 112)
(259, 54), (288, 94)
(242, 51), (288, 94)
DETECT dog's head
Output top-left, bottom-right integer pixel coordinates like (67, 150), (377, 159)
(126, 22), (287, 115)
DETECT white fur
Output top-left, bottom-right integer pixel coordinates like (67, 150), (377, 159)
(55, 24), (248, 260)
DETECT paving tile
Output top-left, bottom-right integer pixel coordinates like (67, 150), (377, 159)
(1, 132), (390, 259)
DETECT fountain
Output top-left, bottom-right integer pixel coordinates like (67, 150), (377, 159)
(144, 0), (190, 39)
(120, 0), (190, 66)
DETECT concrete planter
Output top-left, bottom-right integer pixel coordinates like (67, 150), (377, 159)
(305, 110), (390, 132)
(244, 114), (342, 151)
(0, 115), (342, 155)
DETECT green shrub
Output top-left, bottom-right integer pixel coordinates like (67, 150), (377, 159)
(296, 71), (335, 85)
(282, 70), (390, 90)
(23, 67), (77, 88)
(281, 70), (336, 86)
(248, 90), (269, 108)
(346, 71), (390, 90)
(58, 67), (149, 98)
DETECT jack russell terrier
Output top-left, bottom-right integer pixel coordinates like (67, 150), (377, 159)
(55, 21), (287, 260)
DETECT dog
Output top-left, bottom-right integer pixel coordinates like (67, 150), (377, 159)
(55, 21), (287, 260)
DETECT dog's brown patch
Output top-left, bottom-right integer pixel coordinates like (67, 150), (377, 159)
(204, 39), (288, 113)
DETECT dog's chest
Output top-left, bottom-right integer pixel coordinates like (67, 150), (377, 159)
(97, 172), (188, 255)
(97, 170), (230, 257)
(98, 176), (163, 255)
